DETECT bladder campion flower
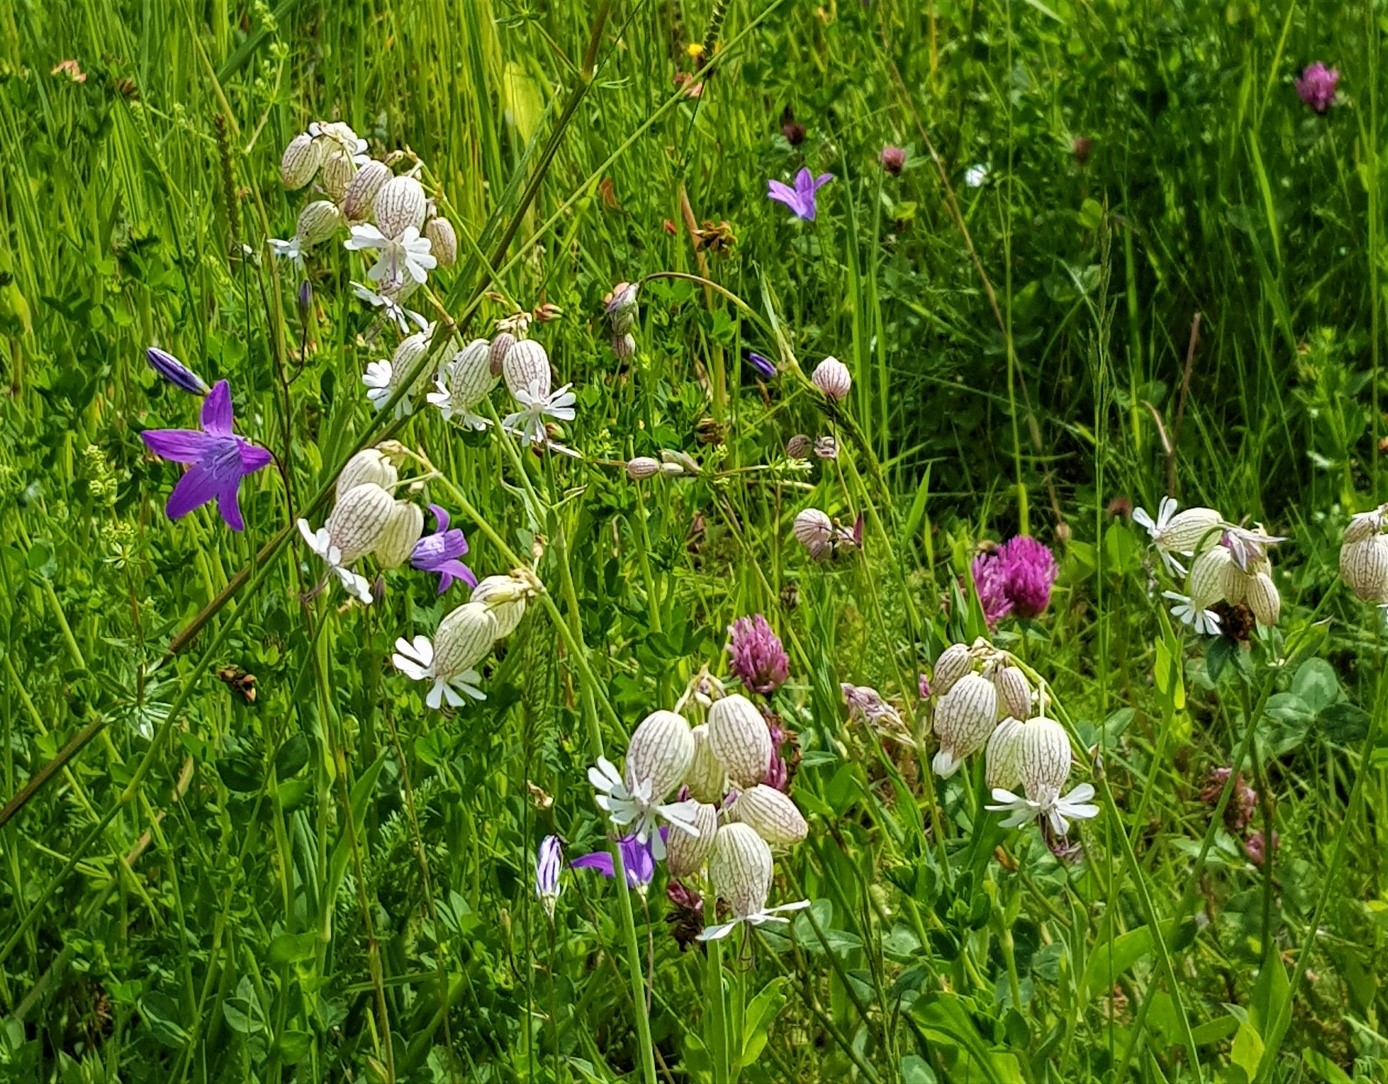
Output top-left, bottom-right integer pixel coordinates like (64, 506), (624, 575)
(391, 601), (497, 708)
(931, 672), (998, 778)
(345, 223), (436, 290)
(987, 782), (1098, 836)
(140, 380), (273, 533)
(1132, 497), (1223, 575)
(589, 710), (701, 859)
(698, 824), (809, 941)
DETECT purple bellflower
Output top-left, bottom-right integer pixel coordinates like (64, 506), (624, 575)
(140, 380), (273, 532)
(726, 614), (790, 695)
(1296, 62), (1338, 113)
(146, 347), (210, 396)
(742, 350), (777, 380)
(767, 168), (833, 221)
(570, 831), (661, 889)
(535, 835), (563, 916)
(410, 504), (477, 592)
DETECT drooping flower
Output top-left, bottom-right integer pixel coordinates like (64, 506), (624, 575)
(502, 379), (577, 445)
(146, 347), (209, 396)
(364, 327), (432, 416)
(410, 504), (476, 593)
(697, 823), (809, 941)
(811, 356), (851, 401)
(1163, 590), (1222, 637)
(964, 163), (989, 187)
(372, 175), (427, 238)
(570, 832), (659, 889)
(589, 710), (701, 859)
(297, 521), (374, 604)
(707, 694), (775, 787)
(344, 223), (437, 290)
(351, 281), (429, 334)
(535, 835), (563, 916)
(428, 339), (496, 430)
(140, 380), (273, 532)
(1340, 507), (1388, 603)
(1132, 497), (1223, 575)
(986, 782), (1098, 836)
(726, 615), (790, 695)
(840, 683), (904, 730)
(766, 167), (833, 221)
(724, 784), (808, 846)
(1296, 62), (1339, 113)
(931, 672), (998, 778)
(391, 601), (497, 708)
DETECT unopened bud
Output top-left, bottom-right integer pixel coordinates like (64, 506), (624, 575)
(811, 356), (852, 401)
(488, 332), (515, 377)
(685, 724), (729, 804)
(337, 448), (399, 497)
(471, 574), (527, 637)
(1246, 571), (1280, 626)
(296, 199), (344, 245)
(425, 215), (458, 267)
(433, 601), (498, 678)
(1341, 535), (1388, 602)
(320, 148), (357, 203)
(725, 784), (807, 846)
(626, 456), (661, 480)
(665, 802), (719, 877)
(992, 665), (1033, 721)
(793, 508), (833, 548)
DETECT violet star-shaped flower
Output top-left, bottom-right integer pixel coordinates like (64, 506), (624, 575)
(140, 379), (273, 532)
(410, 504), (477, 593)
(570, 832), (660, 889)
(766, 167), (833, 221)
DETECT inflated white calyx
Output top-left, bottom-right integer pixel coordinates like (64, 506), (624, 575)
(707, 693), (773, 787)
(725, 784), (808, 846)
(931, 672), (998, 778)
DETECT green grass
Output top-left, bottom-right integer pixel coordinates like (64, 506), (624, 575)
(0, 0), (1386, 1081)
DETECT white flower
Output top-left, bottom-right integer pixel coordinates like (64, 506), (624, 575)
(1163, 590), (1221, 636)
(308, 120), (369, 160)
(363, 360), (396, 411)
(1221, 524), (1286, 572)
(351, 281), (428, 334)
(587, 756), (699, 860)
(502, 379), (577, 445)
(426, 373), (490, 430)
(964, 163), (989, 187)
(391, 635), (485, 709)
(698, 899), (811, 942)
(268, 236), (306, 267)
(345, 224), (437, 291)
(297, 519), (373, 604)
(987, 783), (1098, 836)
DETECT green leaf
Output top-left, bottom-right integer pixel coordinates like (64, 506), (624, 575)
(737, 978), (786, 1067)
(900, 1054), (937, 1084)
(1291, 658), (1339, 712)
(1080, 920), (1197, 1004)
(1260, 694), (1313, 757)
(1319, 702), (1370, 744)
(1229, 1019), (1264, 1083)
(268, 930), (319, 965)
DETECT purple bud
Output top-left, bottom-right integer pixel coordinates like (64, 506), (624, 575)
(742, 349), (777, 380)
(535, 835), (563, 914)
(145, 347), (209, 396)
(879, 145), (906, 175)
(297, 280), (313, 313)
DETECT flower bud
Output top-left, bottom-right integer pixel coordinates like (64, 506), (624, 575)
(342, 159), (392, 220)
(625, 709), (695, 799)
(373, 175), (427, 239)
(1340, 535), (1388, 603)
(985, 716), (1024, 790)
(503, 339), (552, 399)
(424, 215), (458, 267)
(320, 148), (357, 203)
(612, 332), (637, 361)
(1221, 562), (1249, 606)
(326, 482), (398, 564)
(470, 575), (527, 637)
(296, 199), (345, 245)
(432, 601), (498, 677)
(605, 281), (640, 334)
(375, 501), (424, 569)
(666, 802), (719, 877)
(811, 356), (851, 401)
(725, 784), (807, 846)
(685, 723), (729, 804)
(626, 456), (661, 480)
(280, 132), (323, 190)
(931, 672), (998, 778)
(337, 448), (398, 497)
(445, 338), (497, 416)
(488, 332), (515, 377)
(708, 823), (773, 919)
(1011, 715), (1072, 798)
(1246, 571), (1280, 627)
(793, 508), (833, 548)
(785, 434), (811, 459)
(707, 694), (773, 787)
(1188, 546), (1234, 610)
(393, 327), (433, 380)
(992, 666), (1033, 721)
(931, 644), (972, 697)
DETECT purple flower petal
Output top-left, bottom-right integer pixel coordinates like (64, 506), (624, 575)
(215, 478), (247, 532)
(141, 428), (217, 463)
(570, 851), (616, 878)
(236, 438), (274, 473)
(434, 559), (477, 593)
(767, 179), (798, 207)
(200, 380), (234, 436)
(164, 464), (221, 521)
(427, 503), (451, 533)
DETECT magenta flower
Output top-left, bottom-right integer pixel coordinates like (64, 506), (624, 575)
(879, 146), (906, 175)
(410, 504), (477, 592)
(767, 167), (833, 221)
(972, 535), (1058, 627)
(971, 552), (1014, 627)
(1296, 62), (1339, 113)
(727, 614), (790, 695)
(570, 832), (659, 888)
(140, 380), (273, 532)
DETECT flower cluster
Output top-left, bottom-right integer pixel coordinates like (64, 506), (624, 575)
(726, 614), (789, 695)
(1133, 497), (1285, 637)
(792, 507), (863, 561)
(1296, 62), (1339, 114)
(924, 640), (1098, 838)
(971, 535), (1057, 627)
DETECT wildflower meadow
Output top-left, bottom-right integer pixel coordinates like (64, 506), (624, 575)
(2, 1), (1388, 1081)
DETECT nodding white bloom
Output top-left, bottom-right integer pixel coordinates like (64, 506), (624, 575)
(810, 356), (852, 401)
(535, 835), (563, 917)
(373, 175), (427, 239)
(987, 782), (1098, 836)
(424, 216), (458, 267)
(364, 328), (432, 415)
(931, 643), (973, 697)
(931, 672), (998, 778)
(991, 665), (1033, 721)
(793, 508), (833, 555)
(985, 717), (1024, 790)
(502, 379), (576, 445)
(698, 824), (809, 941)
(1132, 497), (1224, 575)
(376, 501), (425, 569)
(707, 693), (773, 787)
(1341, 512), (1388, 602)
(470, 574), (527, 637)
(268, 235), (307, 267)
(345, 224), (436, 290)
(964, 163), (989, 187)
(725, 784), (808, 846)
(665, 802), (719, 877)
(502, 339), (552, 398)
(589, 710), (700, 859)
(1221, 524), (1285, 572)
(985, 715), (1072, 797)
(351, 281), (429, 334)
(1163, 591), (1221, 636)
(488, 332), (516, 377)
(685, 723), (729, 804)
(297, 199), (345, 244)
(320, 148), (358, 203)
(427, 338), (495, 429)
(1245, 571), (1280, 626)
(392, 601), (496, 709)
(317, 480), (398, 563)
(297, 518), (375, 604)
(280, 132), (324, 190)
(308, 120), (368, 159)
(337, 448), (398, 498)
(342, 159), (392, 220)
